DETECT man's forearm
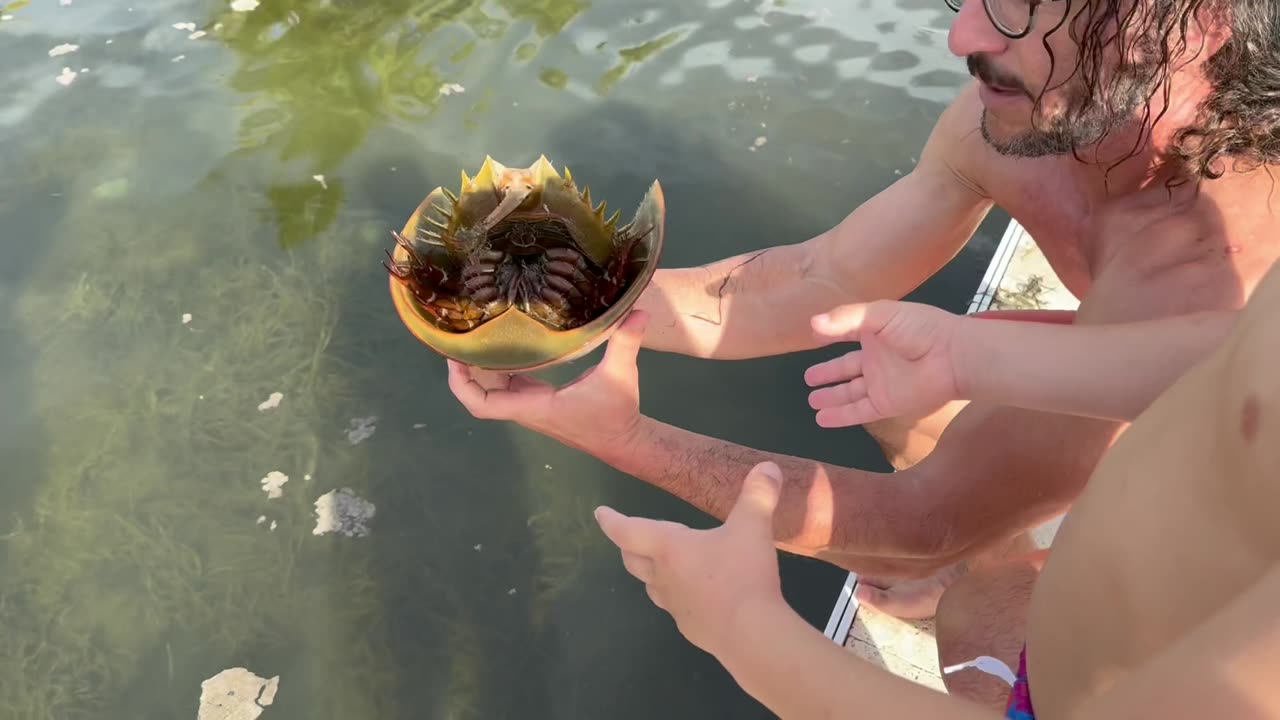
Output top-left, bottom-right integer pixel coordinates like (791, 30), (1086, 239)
(908, 400), (1125, 555)
(636, 245), (850, 360)
(719, 596), (998, 720)
(637, 162), (991, 361)
(598, 416), (960, 574)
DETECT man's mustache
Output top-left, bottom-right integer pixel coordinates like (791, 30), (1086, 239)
(967, 54), (1030, 97)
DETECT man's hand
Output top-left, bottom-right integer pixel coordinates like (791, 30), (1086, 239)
(804, 300), (963, 427)
(594, 461), (787, 658)
(447, 310), (650, 452)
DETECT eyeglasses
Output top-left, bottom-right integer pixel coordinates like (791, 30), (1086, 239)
(944, 0), (1066, 39)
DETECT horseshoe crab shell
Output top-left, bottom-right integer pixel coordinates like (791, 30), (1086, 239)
(385, 155), (666, 372)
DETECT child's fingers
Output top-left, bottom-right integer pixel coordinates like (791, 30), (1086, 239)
(804, 350), (863, 387)
(808, 377), (867, 411)
(815, 397), (883, 428)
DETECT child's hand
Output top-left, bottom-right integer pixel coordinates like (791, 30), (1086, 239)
(593, 462), (787, 660)
(804, 301), (962, 427)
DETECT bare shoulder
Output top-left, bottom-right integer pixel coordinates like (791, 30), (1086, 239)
(917, 84), (1065, 214)
(917, 82), (999, 199)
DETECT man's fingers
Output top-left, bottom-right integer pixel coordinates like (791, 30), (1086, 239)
(506, 373), (549, 393)
(469, 366), (514, 391)
(446, 360), (490, 415)
(803, 350), (863, 388)
(807, 377), (867, 411)
(725, 461), (783, 537)
(598, 310), (649, 380)
(815, 398), (882, 428)
(446, 359), (551, 419)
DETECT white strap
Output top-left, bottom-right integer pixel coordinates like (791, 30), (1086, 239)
(942, 655), (1017, 686)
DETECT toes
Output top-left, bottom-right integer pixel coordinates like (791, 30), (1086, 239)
(855, 574), (957, 619)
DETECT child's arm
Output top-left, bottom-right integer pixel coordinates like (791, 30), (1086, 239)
(952, 310), (1236, 421)
(806, 302), (1236, 426)
(718, 595), (999, 720)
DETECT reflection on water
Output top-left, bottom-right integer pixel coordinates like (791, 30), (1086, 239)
(0, 0), (996, 718)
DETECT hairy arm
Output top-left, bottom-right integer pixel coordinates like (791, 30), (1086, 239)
(953, 310), (1237, 421)
(602, 416), (956, 576)
(598, 232), (1263, 573)
(637, 89), (994, 360)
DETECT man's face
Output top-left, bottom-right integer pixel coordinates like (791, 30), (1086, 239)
(948, 0), (1161, 157)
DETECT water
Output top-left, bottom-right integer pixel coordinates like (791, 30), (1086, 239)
(0, 0), (1007, 718)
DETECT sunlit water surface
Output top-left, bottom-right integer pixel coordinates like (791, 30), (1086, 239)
(0, 0), (1007, 717)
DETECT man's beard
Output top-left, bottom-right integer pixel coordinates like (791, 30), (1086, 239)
(968, 54), (1157, 158)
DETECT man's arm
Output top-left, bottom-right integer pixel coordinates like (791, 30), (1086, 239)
(637, 87), (995, 360)
(597, 224), (1265, 574)
(603, 416), (960, 576)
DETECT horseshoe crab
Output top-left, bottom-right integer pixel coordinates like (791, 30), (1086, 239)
(385, 155), (665, 372)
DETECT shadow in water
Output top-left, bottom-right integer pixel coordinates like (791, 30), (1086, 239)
(331, 140), (564, 719)
(0, 102), (553, 720)
(0, 131), (71, 596)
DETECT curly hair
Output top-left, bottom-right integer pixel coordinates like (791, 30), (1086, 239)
(1040, 0), (1280, 180)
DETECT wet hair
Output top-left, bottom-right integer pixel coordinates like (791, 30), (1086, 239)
(1047, 0), (1280, 180)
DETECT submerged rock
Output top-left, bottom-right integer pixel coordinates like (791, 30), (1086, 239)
(345, 416), (377, 445)
(196, 667), (279, 720)
(312, 487), (375, 537)
(260, 471), (288, 499)
(256, 391), (283, 411)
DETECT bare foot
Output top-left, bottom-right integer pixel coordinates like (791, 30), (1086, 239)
(855, 530), (1044, 619)
(856, 562), (970, 619)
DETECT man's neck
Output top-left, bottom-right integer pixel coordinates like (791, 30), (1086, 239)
(1066, 71), (1217, 203)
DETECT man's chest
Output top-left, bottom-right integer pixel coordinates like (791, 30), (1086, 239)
(979, 165), (1262, 314)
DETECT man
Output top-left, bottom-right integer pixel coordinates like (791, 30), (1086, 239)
(590, 250), (1280, 716)
(447, 0), (1280, 619)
